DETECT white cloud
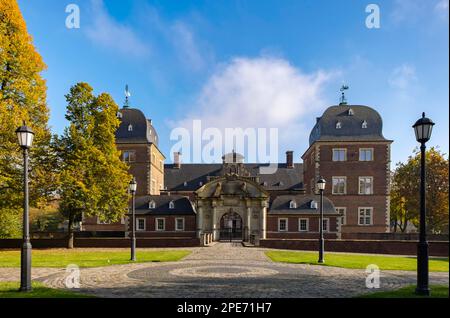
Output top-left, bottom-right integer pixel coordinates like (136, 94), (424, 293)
(170, 21), (207, 71)
(388, 64), (418, 89)
(172, 57), (335, 162)
(435, 0), (449, 19)
(391, 0), (449, 23)
(85, 0), (150, 57)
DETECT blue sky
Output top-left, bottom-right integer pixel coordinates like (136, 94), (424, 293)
(18, 0), (449, 165)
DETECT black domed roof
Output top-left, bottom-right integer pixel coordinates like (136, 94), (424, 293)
(115, 108), (159, 145)
(309, 105), (388, 145)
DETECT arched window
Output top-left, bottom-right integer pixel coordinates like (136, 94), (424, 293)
(310, 200), (318, 209)
(199, 181), (203, 186)
(289, 200), (297, 209)
(362, 120), (368, 129)
(116, 111), (122, 119)
(336, 121), (342, 129)
(148, 200), (156, 209)
(183, 181), (188, 187)
(169, 201), (175, 209)
(128, 124), (133, 131)
(348, 108), (354, 116)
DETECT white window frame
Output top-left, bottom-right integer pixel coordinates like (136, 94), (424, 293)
(323, 218), (329, 232)
(362, 120), (368, 128)
(175, 218), (185, 231)
(332, 176), (347, 195)
(136, 218), (146, 231)
(335, 207), (346, 225)
(155, 218), (165, 231)
(336, 121), (342, 129)
(298, 218), (309, 232)
(149, 200), (156, 209)
(169, 201), (175, 209)
(289, 200), (297, 209)
(122, 150), (136, 163)
(128, 124), (133, 131)
(278, 218), (288, 232)
(359, 148), (374, 161)
(332, 148), (347, 162)
(358, 176), (374, 195)
(358, 207), (373, 226)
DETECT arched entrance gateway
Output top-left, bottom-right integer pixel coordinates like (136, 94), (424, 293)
(194, 172), (269, 244)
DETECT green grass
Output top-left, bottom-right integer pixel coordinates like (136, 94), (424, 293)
(0, 281), (94, 298)
(359, 284), (449, 298)
(0, 249), (191, 268)
(265, 250), (449, 272)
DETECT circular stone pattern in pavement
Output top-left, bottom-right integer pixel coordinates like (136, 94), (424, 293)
(169, 265), (279, 278)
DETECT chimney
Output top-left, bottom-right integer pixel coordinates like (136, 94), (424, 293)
(286, 151), (294, 168)
(174, 152), (181, 169)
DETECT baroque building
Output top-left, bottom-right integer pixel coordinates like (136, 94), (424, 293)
(82, 93), (392, 245)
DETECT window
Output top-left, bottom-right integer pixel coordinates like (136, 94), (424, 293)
(278, 218), (288, 232)
(289, 200), (297, 209)
(169, 201), (175, 209)
(151, 179), (156, 193)
(298, 218), (308, 232)
(323, 218), (329, 232)
(335, 207), (346, 225)
(359, 148), (373, 161)
(199, 181), (203, 186)
(122, 151), (136, 163)
(332, 148), (346, 161)
(332, 177), (346, 194)
(336, 121), (342, 129)
(348, 108), (354, 116)
(136, 218), (145, 231)
(310, 200), (318, 209)
(183, 181), (188, 187)
(116, 111), (122, 119)
(128, 124), (133, 131)
(175, 218), (185, 231)
(359, 177), (373, 195)
(156, 218), (165, 231)
(149, 200), (156, 209)
(152, 153), (156, 163)
(362, 120), (368, 128)
(159, 160), (163, 170)
(358, 208), (373, 225)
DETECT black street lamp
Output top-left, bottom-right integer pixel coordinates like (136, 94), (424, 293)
(412, 112), (435, 296)
(129, 177), (137, 261)
(15, 122), (34, 292)
(317, 178), (326, 263)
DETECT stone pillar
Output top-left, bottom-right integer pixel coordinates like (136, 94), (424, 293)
(212, 207), (218, 241)
(197, 207), (203, 239)
(261, 205), (267, 240)
(246, 207), (251, 241)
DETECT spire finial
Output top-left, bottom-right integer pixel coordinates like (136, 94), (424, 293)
(339, 85), (349, 105)
(124, 84), (131, 108)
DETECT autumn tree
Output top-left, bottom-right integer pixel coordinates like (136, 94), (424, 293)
(57, 83), (131, 248)
(391, 147), (449, 234)
(0, 0), (56, 237)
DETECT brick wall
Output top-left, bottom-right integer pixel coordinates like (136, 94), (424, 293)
(117, 143), (151, 195)
(266, 215), (339, 239)
(131, 215), (196, 238)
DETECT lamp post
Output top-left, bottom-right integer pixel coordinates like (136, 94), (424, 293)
(412, 112), (434, 296)
(15, 122), (34, 292)
(317, 178), (326, 263)
(129, 177), (137, 261)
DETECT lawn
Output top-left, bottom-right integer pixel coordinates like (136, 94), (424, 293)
(265, 250), (449, 272)
(358, 284), (449, 298)
(0, 281), (94, 298)
(0, 249), (191, 268)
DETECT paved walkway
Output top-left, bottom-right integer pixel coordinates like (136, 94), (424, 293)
(0, 243), (448, 298)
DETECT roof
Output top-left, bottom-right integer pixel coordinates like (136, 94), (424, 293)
(309, 105), (388, 146)
(133, 195), (195, 215)
(269, 194), (337, 215)
(115, 108), (159, 145)
(164, 163), (303, 191)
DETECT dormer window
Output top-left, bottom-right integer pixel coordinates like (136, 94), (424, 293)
(348, 108), (354, 116)
(310, 200), (318, 209)
(289, 200), (297, 209)
(148, 200), (156, 209)
(169, 201), (175, 209)
(116, 111), (122, 119)
(128, 124), (133, 131)
(336, 121), (342, 129)
(362, 120), (368, 129)
(262, 181), (268, 187)
(183, 181), (188, 187)
(199, 181), (203, 186)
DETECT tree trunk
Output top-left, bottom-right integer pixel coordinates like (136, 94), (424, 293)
(67, 214), (74, 249)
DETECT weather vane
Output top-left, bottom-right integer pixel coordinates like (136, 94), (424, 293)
(339, 84), (349, 105)
(124, 84), (131, 108)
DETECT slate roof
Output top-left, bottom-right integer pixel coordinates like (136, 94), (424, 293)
(115, 107), (159, 145)
(133, 195), (195, 215)
(309, 105), (389, 146)
(269, 194), (337, 215)
(164, 163), (303, 192)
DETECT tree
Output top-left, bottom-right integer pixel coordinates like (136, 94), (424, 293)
(391, 147), (449, 234)
(0, 0), (55, 237)
(57, 83), (131, 248)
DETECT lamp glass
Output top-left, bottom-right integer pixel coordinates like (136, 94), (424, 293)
(16, 126), (34, 148)
(317, 179), (326, 191)
(129, 179), (137, 192)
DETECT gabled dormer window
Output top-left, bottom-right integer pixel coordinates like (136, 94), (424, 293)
(199, 181), (203, 186)
(348, 108), (354, 116)
(128, 124), (133, 131)
(289, 200), (297, 209)
(310, 200), (318, 209)
(336, 121), (342, 129)
(148, 200), (156, 209)
(169, 201), (175, 209)
(262, 181), (268, 187)
(116, 111), (122, 119)
(362, 120), (368, 129)
(183, 181), (188, 187)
